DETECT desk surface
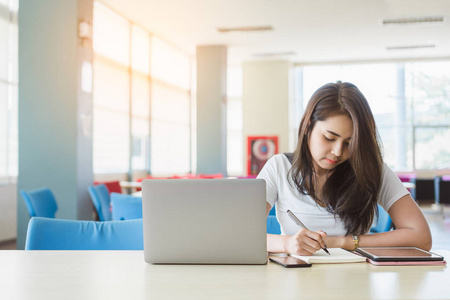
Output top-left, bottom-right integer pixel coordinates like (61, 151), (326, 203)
(1, 250), (448, 300)
(121, 181), (416, 190)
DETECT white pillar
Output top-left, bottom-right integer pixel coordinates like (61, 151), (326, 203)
(18, 0), (94, 249)
(196, 45), (227, 175)
(242, 60), (292, 173)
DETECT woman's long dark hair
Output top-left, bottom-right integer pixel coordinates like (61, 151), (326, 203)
(289, 81), (383, 235)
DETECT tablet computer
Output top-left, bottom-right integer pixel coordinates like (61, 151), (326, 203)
(356, 247), (444, 262)
(366, 258), (447, 266)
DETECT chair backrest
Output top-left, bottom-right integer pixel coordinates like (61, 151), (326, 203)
(111, 193), (143, 221)
(20, 187), (58, 218)
(370, 204), (393, 233)
(435, 176), (450, 205)
(88, 184), (112, 221)
(94, 180), (122, 194)
(267, 215), (281, 234)
(25, 217), (143, 250)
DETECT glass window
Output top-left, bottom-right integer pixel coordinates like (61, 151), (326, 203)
(0, 0), (18, 182)
(92, 56), (130, 173)
(150, 79), (191, 174)
(131, 25), (150, 171)
(299, 60), (450, 171)
(150, 36), (191, 175)
(414, 127), (450, 170)
(93, 2), (130, 67)
(93, 4), (192, 176)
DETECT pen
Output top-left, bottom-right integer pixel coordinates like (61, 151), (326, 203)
(286, 210), (330, 255)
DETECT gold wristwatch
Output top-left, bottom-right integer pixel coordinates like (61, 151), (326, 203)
(352, 235), (359, 250)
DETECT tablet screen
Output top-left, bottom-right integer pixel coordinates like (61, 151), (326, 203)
(356, 247), (444, 262)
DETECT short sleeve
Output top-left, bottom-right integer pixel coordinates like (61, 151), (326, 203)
(377, 163), (410, 212)
(256, 156), (279, 208)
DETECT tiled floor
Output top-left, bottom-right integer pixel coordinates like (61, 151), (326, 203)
(0, 239), (16, 250)
(422, 204), (450, 251)
(1, 205), (449, 251)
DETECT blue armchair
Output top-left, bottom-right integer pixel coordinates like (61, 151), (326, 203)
(25, 217), (143, 250)
(370, 204), (393, 233)
(88, 184), (112, 221)
(267, 206), (281, 234)
(111, 193), (143, 221)
(20, 187), (58, 218)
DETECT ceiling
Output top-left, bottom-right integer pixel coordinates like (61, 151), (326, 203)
(101, 0), (450, 65)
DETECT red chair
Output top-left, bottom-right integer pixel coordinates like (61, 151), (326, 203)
(171, 174), (197, 179)
(197, 173), (224, 179)
(396, 173), (416, 183)
(94, 181), (122, 194)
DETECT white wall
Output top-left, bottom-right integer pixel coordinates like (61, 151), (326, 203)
(0, 183), (17, 242)
(242, 60), (293, 172)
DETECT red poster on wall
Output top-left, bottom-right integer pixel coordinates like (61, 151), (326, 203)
(247, 136), (278, 176)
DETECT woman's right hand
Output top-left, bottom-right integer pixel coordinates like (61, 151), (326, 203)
(284, 228), (327, 256)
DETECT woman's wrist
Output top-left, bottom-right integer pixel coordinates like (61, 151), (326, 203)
(324, 236), (353, 249)
(282, 235), (291, 253)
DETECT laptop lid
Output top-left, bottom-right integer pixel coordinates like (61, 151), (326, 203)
(142, 179), (267, 264)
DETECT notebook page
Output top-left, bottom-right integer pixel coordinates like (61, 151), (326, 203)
(290, 248), (366, 264)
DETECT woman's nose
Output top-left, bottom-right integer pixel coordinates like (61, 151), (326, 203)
(331, 143), (343, 157)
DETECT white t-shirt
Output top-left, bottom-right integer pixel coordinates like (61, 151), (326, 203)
(257, 154), (409, 236)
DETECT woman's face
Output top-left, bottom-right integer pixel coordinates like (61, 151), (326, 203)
(308, 114), (353, 175)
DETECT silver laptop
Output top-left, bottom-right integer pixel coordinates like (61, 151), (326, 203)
(142, 179), (267, 264)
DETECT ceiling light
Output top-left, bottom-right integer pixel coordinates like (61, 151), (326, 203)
(382, 16), (445, 25)
(386, 44), (436, 50)
(252, 51), (296, 57)
(217, 26), (273, 33)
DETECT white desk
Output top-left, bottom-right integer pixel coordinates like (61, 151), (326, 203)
(402, 182), (416, 189)
(0, 250), (449, 300)
(119, 181), (142, 189)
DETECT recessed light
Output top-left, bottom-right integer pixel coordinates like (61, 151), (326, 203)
(383, 16), (444, 25)
(252, 52), (296, 57)
(217, 26), (273, 33)
(386, 44), (436, 50)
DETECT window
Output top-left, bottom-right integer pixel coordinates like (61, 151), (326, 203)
(406, 61), (450, 170)
(0, 0), (18, 182)
(93, 3), (131, 173)
(150, 36), (191, 175)
(297, 61), (450, 171)
(131, 25), (150, 171)
(93, 2), (192, 175)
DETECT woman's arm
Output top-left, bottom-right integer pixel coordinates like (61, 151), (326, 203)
(326, 194), (432, 251)
(266, 202), (327, 255)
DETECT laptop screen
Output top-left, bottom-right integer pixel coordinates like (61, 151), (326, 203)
(142, 179), (268, 264)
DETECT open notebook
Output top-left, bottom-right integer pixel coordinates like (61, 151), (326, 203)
(290, 248), (366, 264)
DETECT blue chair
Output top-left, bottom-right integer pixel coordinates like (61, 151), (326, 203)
(111, 193), (143, 221)
(267, 206), (281, 234)
(88, 184), (112, 221)
(20, 187), (58, 218)
(370, 204), (393, 233)
(25, 217), (143, 250)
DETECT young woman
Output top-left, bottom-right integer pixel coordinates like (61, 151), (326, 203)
(258, 81), (432, 255)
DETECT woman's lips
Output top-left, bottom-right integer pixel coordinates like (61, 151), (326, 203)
(325, 158), (338, 164)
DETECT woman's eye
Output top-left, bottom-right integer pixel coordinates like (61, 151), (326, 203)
(324, 136), (334, 142)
